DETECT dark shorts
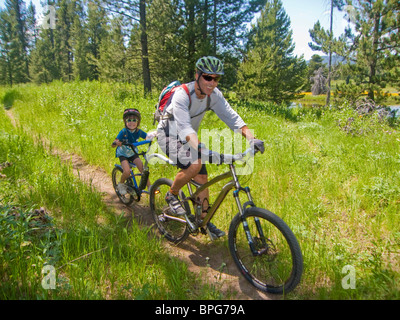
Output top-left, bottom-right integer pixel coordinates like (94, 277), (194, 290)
(119, 154), (139, 164)
(157, 127), (207, 175)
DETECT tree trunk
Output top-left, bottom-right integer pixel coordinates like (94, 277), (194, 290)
(213, 0), (217, 55)
(140, 0), (151, 95)
(187, 0), (196, 80)
(326, 0), (334, 107)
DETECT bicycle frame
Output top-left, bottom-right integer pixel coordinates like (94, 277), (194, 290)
(184, 163), (255, 229)
(182, 154), (269, 254)
(147, 146), (263, 248)
(114, 162), (145, 191)
(115, 140), (153, 195)
(149, 146), (304, 293)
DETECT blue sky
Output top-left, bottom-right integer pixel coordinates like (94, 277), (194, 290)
(282, 0), (349, 59)
(1, 0), (349, 60)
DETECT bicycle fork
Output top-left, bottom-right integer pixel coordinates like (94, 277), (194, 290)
(231, 165), (267, 256)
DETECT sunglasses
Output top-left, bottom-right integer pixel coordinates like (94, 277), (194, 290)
(202, 74), (221, 82)
(126, 118), (138, 123)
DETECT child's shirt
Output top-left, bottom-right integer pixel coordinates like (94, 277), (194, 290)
(115, 128), (147, 158)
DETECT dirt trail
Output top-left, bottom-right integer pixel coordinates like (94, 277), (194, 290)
(68, 155), (272, 300)
(5, 110), (273, 300)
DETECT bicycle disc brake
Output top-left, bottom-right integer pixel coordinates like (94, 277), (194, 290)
(126, 185), (140, 202)
(254, 237), (277, 261)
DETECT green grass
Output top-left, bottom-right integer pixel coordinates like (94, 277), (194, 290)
(1, 81), (400, 299)
(0, 105), (220, 300)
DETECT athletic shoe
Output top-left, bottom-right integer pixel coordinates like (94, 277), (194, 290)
(165, 191), (186, 216)
(117, 183), (128, 195)
(207, 222), (226, 239)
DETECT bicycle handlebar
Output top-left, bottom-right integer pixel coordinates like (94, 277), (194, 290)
(122, 140), (152, 147)
(112, 140), (152, 156)
(221, 147), (257, 164)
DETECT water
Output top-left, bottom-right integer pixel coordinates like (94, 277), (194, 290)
(290, 102), (400, 118)
(389, 106), (400, 117)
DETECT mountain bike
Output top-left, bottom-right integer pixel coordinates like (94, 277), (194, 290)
(149, 147), (303, 294)
(112, 140), (153, 205)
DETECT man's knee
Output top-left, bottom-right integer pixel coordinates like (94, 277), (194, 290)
(186, 162), (203, 178)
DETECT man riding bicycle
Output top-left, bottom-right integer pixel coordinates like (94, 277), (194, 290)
(157, 56), (264, 239)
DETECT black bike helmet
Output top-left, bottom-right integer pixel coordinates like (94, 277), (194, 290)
(196, 56), (224, 75)
(123, 108), (141, 121)
(123, 108), (141, 129)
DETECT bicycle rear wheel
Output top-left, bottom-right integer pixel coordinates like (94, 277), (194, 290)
(149, 178), (190, 244)
(229, 207), (303, 295)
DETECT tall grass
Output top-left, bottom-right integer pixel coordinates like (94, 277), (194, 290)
(0, 105), (218, 300)
(1, 81), (399, 299)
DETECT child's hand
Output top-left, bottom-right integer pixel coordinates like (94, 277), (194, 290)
(146, 131), (157, 141)
(112, 140), (122, 147)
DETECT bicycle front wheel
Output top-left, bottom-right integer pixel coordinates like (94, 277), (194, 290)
(112, 166), (136, 205)
(149, 178), (190, 244)
(229, 207), (303, 295)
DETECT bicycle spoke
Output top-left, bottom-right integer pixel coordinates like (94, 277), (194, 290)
(229, 207), (303, 294)
(238, 220), (292, 286)
(150, 179), (189, 244)
(112, 167), (135, 205)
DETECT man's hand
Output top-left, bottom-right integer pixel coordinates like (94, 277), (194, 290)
(250, 139), (265, 154)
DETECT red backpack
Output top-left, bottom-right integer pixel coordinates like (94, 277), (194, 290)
(153, 80), (211, 125)
(153, 81), (190, 125)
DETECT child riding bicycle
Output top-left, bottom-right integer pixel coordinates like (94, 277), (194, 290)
(112, 108), (155, 195)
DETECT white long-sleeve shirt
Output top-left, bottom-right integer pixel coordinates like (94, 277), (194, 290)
(158, 81), (246, 142)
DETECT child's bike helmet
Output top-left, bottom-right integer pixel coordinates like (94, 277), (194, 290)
(123, 108), (141, 121)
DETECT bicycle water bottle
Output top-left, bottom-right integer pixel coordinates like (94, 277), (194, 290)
(139, 169), (150, 190)
(196, 204), (202, 218)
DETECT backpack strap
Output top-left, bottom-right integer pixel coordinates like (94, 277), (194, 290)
(164, 83), (211, 120)
(183, 83), (211, 116)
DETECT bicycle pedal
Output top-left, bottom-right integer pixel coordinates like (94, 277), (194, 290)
(205, 228), (217, 241)
(185, 215), (197, 233)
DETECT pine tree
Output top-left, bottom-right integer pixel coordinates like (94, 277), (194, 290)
(29, 26), (61, 84)
(0, 0), (30, 84)
(236, 0), (307, 104)
(209, 0), (266, 55)
(305, 54), (327, 92)
(26, 1), (38, 49)
(96, 0), (151, 93)
(309, 0), (400, 103)
(72, 13), (90, 80)
(97, 16), (128, 82)
(0, 10), (11, 85)
(85, 1), (108, 80)
(144, 0), (185, 87)
(30, 1), (61, 83)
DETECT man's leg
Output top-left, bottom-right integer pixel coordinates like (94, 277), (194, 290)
(192, 173), (209, 217)
(170, 161), (203, 195)
(186, 169), (225, 239)
(166, 162), (202, 216)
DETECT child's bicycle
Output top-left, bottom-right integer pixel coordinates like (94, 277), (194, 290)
(148, 147), (303, 294)
(112, 140), (153, 205)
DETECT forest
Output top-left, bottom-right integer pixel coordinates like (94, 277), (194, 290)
(1, 0), (399, 105)
(1, 0), (400, 301)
